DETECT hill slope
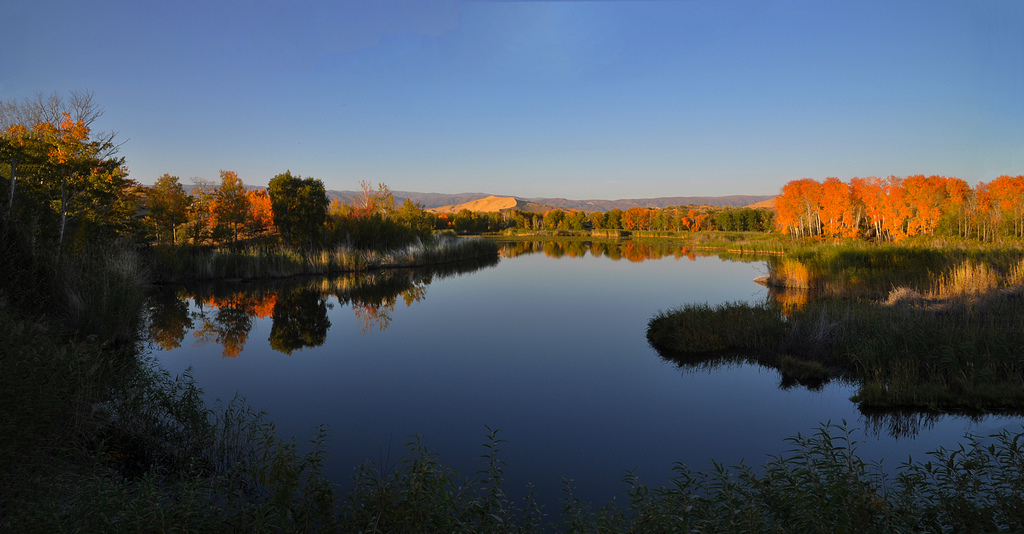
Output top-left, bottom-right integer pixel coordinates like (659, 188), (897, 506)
(325, 190), (775, 211)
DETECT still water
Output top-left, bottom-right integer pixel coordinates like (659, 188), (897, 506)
(151, 240), (1024, 506)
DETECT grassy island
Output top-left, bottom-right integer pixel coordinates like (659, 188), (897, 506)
(648, 240), (1024, 413)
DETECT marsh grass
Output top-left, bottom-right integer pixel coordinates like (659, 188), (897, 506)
(647, 301), (787, 353)
(149, 234), (499, 282)
(680, 230), (789, 255)
(651, 251), (1024, 412)
(767, 241), (1024, 299)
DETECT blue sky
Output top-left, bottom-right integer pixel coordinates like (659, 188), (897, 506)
(4, 0), (1022, 198)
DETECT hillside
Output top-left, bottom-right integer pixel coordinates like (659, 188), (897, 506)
(746, 197), (777, 209)
(425, 195), (563, 215)
(324, 190), (775, 211)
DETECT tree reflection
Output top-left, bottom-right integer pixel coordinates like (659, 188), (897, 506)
(269, 288), (331, 355)
(497, 240), (717, 263)
(192, 297), (253, 358)
(148, 255), (497, 357)
(145, 288), (193, 350)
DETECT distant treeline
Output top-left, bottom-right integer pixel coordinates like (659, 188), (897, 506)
(435, 205), (775, 234)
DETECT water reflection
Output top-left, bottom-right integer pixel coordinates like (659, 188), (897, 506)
(269, 288), (331, 355)
(650, 280), (1021, 440)
(146, 256), (498, 357)
(501, 239), (701, 262)
(499, 239), (783, 264)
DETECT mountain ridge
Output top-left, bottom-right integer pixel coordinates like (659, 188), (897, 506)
(324, 190), (775, 211)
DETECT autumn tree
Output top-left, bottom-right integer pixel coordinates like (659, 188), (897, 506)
(620, 207), (647, 231)
(35, 112), (132, 250)
(247, 189), (274, 236)
(988, 175), (1024, 238)
(353, 180), (395, 220)
(902, 175), (949, 237)
(943, 177), (973, 238)
(1, 91), (122, 233)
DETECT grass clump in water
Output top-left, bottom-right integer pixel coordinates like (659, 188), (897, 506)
(647, 301), (787, 354)
(651, 253), (1024, 412)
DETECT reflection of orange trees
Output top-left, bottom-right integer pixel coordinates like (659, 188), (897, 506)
(197, 293), (277, 319)
(622, 243), (652, 263)
(674, 246), (697, 262)
(190, 292), (277, 357)
(353, 302), (394, 334)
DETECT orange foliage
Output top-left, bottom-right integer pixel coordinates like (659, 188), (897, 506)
(247, 189), (274, 233)
(621, 207), (654, 231)
(622, 242), (652, 263)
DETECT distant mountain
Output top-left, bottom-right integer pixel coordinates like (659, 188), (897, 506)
(519, 195), (776, 211)
(746, 197), (777, 209)
(425, 195), (561, 215)
(324, 190), (775, 211)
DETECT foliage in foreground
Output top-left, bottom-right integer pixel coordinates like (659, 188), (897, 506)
(6, 349), (1024, 534)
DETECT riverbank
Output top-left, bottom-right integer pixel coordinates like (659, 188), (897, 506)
(147, 233), (500, 283)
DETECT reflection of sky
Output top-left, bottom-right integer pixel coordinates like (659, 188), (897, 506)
(155, 250), (1024, 508)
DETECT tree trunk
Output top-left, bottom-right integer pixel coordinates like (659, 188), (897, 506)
(5, 157), (16, 219)
(57, 177), (68, 254)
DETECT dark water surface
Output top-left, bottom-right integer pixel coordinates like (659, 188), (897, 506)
(152, 241), (1024, 506)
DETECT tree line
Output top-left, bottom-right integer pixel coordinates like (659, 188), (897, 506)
(438, 205), (774, 234)
(775, 175), (1024, 242)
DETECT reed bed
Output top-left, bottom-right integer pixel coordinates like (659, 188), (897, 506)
(766, 242), (1024, 299)
(149, 234), (499, 282)
(651, 253), (1024, 412)
(680, 230), (790, 255)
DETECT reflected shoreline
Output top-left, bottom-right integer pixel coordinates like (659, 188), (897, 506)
(145, 255), (500, 357)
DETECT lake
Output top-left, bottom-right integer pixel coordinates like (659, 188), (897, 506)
(150, 239), (1024, 507)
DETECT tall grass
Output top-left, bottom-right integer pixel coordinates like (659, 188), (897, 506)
(651, 253), (1024, 411)
(766, 242), (1024, 298)
(149, 234), (499, 282)
(57, 241), (149, 343)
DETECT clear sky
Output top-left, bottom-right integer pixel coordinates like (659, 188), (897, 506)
(4, 0), (1022, 199)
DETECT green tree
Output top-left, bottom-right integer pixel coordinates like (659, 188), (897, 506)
(185, 177), (214, 245)
(453, 208), (475, 234)
(564, 210), (587, 231)
(267, 170), (328, 247)
(146, 173), (190, 245)
(269, 288), (331, 355)
(605, 208), (623, 229)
